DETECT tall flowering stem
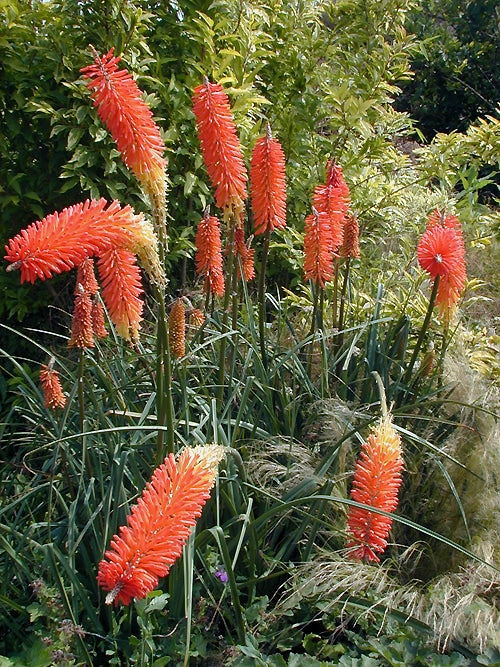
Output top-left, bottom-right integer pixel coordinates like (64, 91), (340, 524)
(405, 210), (466, 385)
(313, 161), (350, 329)
(192, 78), (248, 407)
(97, 445), (225, 606)
(337, 213), (361, 357)
(303, 208), (334, 371)
(250, 124), (287, 367)
(346, 416), (403, 562)
(81, 47), (174, 457)
(417, 210), (466, 325)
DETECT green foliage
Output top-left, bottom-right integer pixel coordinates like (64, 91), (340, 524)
(396, 0), (500, 138)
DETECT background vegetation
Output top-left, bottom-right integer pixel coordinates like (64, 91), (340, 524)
(0, 0), (499, 665)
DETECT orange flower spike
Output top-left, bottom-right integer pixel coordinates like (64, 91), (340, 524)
(417, 210), (466, 321)
(346, 416), (404, 563)
(303, 209), (335, 288)
(192, 79), (247, 213)
(313, 161), (350, 253)
(97, 248), (143, 342)
(39, 363), (66, 410)
(68, 285), (95, 349)
(4, 199), (147, 284)
(340, 213), (360, 259)
(97, 444), (225, 606)
(91, 298), (108, 339)
(234, 227), (255, 282)
(76, 258), (99, 295)
(250, 124), (287, 236)
(417, 225), (465, 279)
(169, 299), (186, 359)
(80, 48), (166, 194)
(195, 211), (225, 297)
(188, 308), (205, 329)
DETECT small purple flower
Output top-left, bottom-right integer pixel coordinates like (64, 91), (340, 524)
(214, 565), (228, 584)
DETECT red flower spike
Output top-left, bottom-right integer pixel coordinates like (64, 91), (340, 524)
(91, 299), (108, 339)
(346, 416), (403, 563)
(97, 248), (143, 342)
(169, 299), (186, 359)
(192, 79), (247, 213)
(250, 126), (287, 236)
(195, 212), (225, 297)
(68, 287), (95, 349)
(303, 210), (335, 288)
(340, 213), (360, 259)
(188, 308), (205, 329)
(4, 199), (147, 284)
(39, 364), (66, 410)
(234, 227), (255, 282)
(76, 258), (99, 295)
(81, 48), (166, 196)
(97, 444), (225, 606)
(417, 210), (466, 321)
(313, 161), (350, 254)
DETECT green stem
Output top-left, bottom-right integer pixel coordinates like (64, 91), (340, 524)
(77, 350), (94, 479)
(77, 350), (85, 434)
(338, 257), (350, 337)
(155, 290), (175, 463)
(335, 257), (350, 374)
(405, 275), (440, 384)
(153, 197), (175, 462)
(307, 284), (320, 377)
(332, 258), (339, 330)
(217, 214), (236, 408)
(318, 284), (325, 332)
(258, 230), (271, 368)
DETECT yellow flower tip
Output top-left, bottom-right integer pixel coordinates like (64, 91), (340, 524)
(375, 415), (403, 458)
(132, 220), (166, 287)
(191, 444), (226, 485)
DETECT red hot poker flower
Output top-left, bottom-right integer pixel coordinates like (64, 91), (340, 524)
(195, 212), (225, 297)
(81, 48), (166, 199)
(417, 210), (466, 321)
(68, 286), (95, 349)
(169, 299), (186, 359)
(188, 308), (205, 329)
(97, 248), (143, 342)
(234, 227), (255, 282)
(340, 212), (360, 259)
(417, 225), (465, 278)
(39, 363), (66, 410)
(91, 298), (108, 339)
(4, 199), (147, 284)
(313, 161), (350, 254)
(192, 79), (247, 214)
(76, 258), (99, 295)
(250, 126), (287, 236)
(97, 444), (225, 606)
(346, 416), (403, 563)
(303, 209), (335, 288)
